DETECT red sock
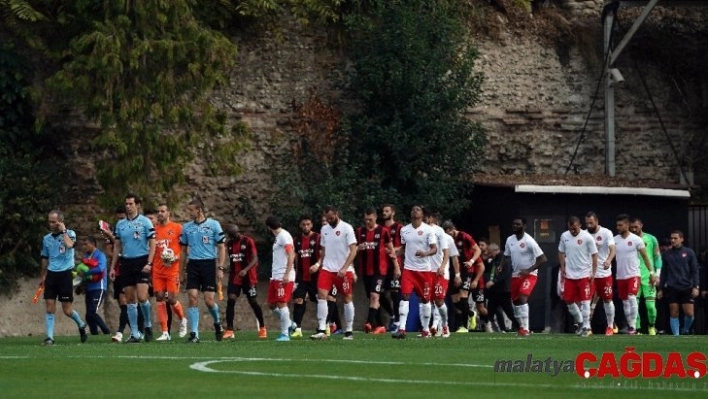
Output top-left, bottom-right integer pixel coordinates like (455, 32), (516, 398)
(157, 301), (168, 332)
(172, 301), (185, 320)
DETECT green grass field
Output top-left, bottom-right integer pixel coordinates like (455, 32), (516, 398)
(1, 332), (707, 398)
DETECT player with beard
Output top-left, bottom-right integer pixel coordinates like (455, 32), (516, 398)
(357, 207), (397, 334)
(392, 205), (438, 339)
(558, 216), (598, 337)
(311, 205), (358, 340)
(426, 211), (451, 337)
(291, 215), (321, 337)
(584, 212), (617, 336)
(614, 214), (654, 335)
(503, 217), (547, 336)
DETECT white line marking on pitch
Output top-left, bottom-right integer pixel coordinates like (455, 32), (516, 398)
(57, 355), (492, 368)
(189, 360), (707, 392)
(0, 356), (29, 359)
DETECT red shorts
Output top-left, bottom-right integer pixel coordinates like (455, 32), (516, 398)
(511, 275), (538, 302)
(433, 275), (449, 301)
(562, 277), (591, 302)
(616, 277), (640, 300)
(153, 274), (180, 293)
(401, 269), (433, 301)
(591, 276), (614, 301)
(317, 270), (354, 296)
(267, 280), (294, 304)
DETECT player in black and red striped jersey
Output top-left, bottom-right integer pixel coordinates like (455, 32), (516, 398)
(442, 221), (485, 333)
(291, 215), (321, 337)
(223, 224), (266, 340)
(357, 207), (398, 334)
(382, 204), (404, 331)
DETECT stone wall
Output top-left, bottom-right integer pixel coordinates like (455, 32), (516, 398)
(24, 6), (706, 337)
(472, 38), (704, 180)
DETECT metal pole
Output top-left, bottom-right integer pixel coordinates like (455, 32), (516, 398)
(604, 10), (616, 177)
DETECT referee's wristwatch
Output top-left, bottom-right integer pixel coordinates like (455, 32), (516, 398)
(218, 266), (226, 271)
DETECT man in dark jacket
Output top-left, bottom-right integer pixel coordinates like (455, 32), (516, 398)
(484, 243), (519, 332)
(658, 230), (700, 335)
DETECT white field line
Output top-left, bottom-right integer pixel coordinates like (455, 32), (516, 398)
(190, 359), (708, 392)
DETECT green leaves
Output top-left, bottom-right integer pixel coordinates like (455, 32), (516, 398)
(33, 1), (247, 206)
(0, 45), (63, 292)
(343, 0), (486, 217)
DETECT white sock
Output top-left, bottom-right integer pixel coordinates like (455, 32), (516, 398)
(513, 304), (520, 321)
(603, 301), (615, 327)
(279, 307), (290, 336)
(438, 303), (448, 327)
(344, 302), (354, 333)
(398, 300), (410, 331)
(419, 302), (432, 332)
(317, 299), (328, 332)
(432, 305), (441, 328)
(272, 308), (281, 318)
(520, 303), (529, 330)
(581, 300), (591, 329)
(567, 302), (582, 325)
(628, 295), (638, 329)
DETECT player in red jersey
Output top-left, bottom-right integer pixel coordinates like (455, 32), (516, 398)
(442, 221), (483, 333)
(291, 215), (321, 337)
(382, 204), (404, 331)
(356, 207), (397, 334)
(223, 224), (265, 339)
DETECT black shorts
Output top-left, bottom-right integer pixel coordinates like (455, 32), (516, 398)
(471, 287), (485, 303)
(120, 255), (150, 287)
(363, 275), (385, 298)
(44, 270), (74, 303)
(664, 287), (695, 305)
(293, 280), (318, 302)
(384, 269), (401, 291)
(228, 280), (258, 298)
(449, 268), (473, 295)
(187, 259), (217, 292)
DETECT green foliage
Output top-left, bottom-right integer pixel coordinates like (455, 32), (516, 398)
(343, 0), (486, 217)
(268, 0), (486, 229)
(0, 45), (64, 292)
(30, 1), (249, 206)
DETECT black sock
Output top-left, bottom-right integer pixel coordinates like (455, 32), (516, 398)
(294, 302), (306, 326)
(376, 307), (384, 327)
(392, 292), (401, 322)
(457, 300), (470, 328)
(380, 292), (394, 318)
(248, 298), (265, 328)
(226, 298), (236, 330)
(119, 304), (128, 333)
(329, 301), (341, 329)
(137, 307), (145, 333)
(166, 301), (173, 334)
(367, 307), (377, 326)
